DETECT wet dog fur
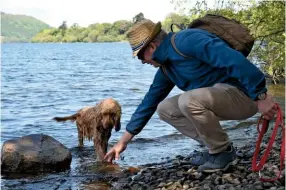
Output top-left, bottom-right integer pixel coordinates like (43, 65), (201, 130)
(53, 98), (121, 161)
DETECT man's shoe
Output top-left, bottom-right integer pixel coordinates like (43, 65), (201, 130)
(197, 144), (238, 173)
(190, 151), (209, 166)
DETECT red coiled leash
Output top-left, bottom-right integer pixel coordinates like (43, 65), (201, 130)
(252, 103), (285, 182)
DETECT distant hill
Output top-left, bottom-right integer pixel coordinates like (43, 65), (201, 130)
(1, 12), (50, 42)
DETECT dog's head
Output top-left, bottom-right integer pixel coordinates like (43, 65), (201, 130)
(99, 98), (121, 132)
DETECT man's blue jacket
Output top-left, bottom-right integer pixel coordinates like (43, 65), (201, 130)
(126, 29), (267, 135)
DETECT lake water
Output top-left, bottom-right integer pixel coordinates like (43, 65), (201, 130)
(1, 43), (285, 171)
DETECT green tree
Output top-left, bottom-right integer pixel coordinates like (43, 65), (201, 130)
(87, 30), (100, 42)
(132, 12), (145, 23)
(58, 21), (67, 37)
(247, 1), (285, 84)
(112, 20), (132, 35)
(162, 13), (191, 32)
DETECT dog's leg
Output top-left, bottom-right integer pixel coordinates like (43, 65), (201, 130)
(77, 124), (84, 147)
(93, 129), (112, 161)
(78, 135), (84, 147)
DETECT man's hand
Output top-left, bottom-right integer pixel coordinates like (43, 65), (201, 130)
(104, 141), (127, 162)
(104, 131), (134, 163)
(256, 94), (277, 120)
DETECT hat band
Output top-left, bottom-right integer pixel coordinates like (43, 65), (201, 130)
(131, 37), (149, 52)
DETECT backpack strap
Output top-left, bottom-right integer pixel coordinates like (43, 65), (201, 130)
(171, 34), (192, 59)
(160, 60), (173, 82)
(170, 23), (183, 32)
(160, 65), (168, 78)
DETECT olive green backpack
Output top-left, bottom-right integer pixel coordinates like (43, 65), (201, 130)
(170, 14), (254, 58)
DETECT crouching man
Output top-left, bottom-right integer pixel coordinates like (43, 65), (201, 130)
(104, 19), (277, 173)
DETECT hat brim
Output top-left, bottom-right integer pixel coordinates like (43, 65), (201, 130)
(132, 22), (162, 57)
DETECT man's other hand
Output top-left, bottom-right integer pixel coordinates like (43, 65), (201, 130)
(256, 94), (277, 120)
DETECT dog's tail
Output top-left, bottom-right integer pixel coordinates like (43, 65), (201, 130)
(53, 113), (78, 122)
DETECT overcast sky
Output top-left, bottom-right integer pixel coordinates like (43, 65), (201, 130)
(1, 0), (178, 27)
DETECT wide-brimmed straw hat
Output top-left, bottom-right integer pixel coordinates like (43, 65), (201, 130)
(126, 19), (162, 57)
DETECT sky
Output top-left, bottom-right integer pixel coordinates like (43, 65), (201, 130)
(1, 0), (177, 27)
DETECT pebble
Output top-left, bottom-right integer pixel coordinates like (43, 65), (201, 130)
(263, 182), (274, 188)
(203, 184), (211, 190)
(255, 185), (264, 190)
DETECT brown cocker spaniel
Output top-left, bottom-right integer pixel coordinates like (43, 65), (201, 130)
(53, 98), (121, 161)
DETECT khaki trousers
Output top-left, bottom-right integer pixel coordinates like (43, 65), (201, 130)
(157, 83), (258, 154)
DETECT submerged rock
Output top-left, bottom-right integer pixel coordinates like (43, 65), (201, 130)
(1, 134), (72, 174)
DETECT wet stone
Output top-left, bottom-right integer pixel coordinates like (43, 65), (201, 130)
(274, 181), (281, 186)
(157, 182), (166, 188)
(253, 181), (263, 186)
(242, 179), (248, 184)
(228, 186), (236, 190)
(263, 182), (274, 188)
(203, 184), (211, 190)
(217, 184), (226, 190)
(176, 171), (184, 177)
(132, 175), (141, 181)
(183, 184), (189, 189)
(1, 134), (72, 174)
(254, 185), (264, 190)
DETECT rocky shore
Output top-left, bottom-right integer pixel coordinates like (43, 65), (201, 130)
(110, 128), (285, 190)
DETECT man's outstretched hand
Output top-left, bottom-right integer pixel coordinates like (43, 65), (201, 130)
(104, 131), (134, 163)
(104, 141), (127, 162)
(256, 94), (277, 120)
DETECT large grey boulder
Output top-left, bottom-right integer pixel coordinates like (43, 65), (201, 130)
(1, 134), (72, 174)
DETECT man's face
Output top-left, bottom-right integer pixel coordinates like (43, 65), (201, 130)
(137, 42), (160, 68)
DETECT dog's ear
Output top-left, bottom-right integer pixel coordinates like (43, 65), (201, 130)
(114, 115), (121, 132)
(115, 122), (121, 132)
